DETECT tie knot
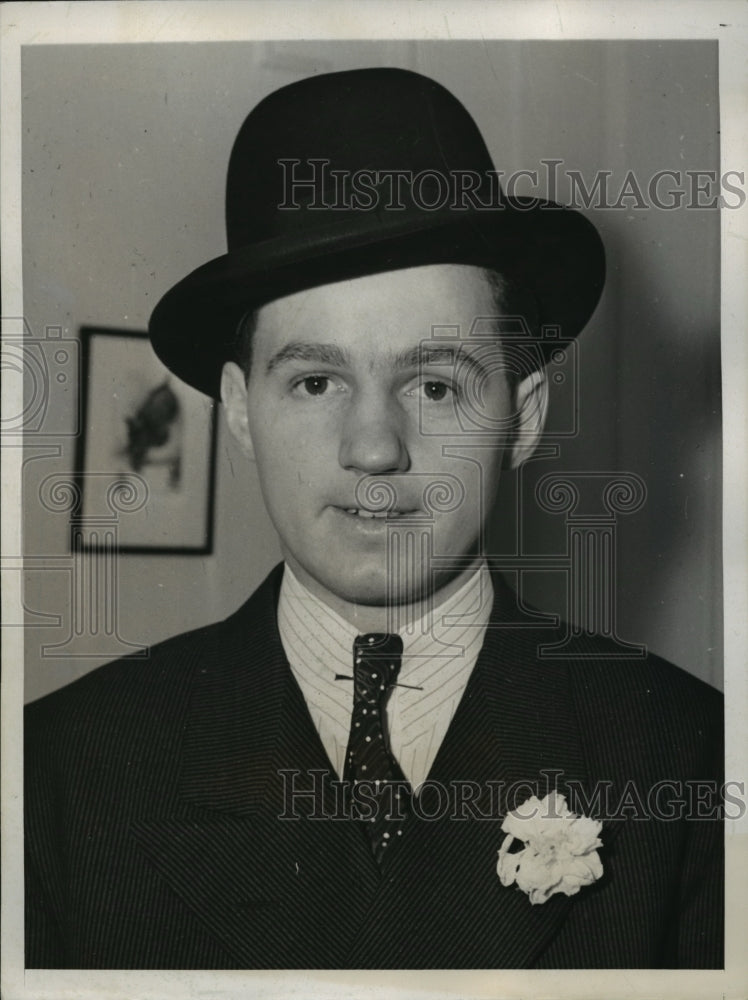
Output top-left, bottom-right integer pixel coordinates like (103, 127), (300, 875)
(353, 633), (404, 703)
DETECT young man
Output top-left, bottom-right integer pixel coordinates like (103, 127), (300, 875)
(25, 67), (723, 969)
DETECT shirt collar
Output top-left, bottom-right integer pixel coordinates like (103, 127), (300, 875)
(277, 561), (494, 675)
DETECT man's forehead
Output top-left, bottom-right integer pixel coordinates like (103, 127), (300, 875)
(250, 263), (505, 355)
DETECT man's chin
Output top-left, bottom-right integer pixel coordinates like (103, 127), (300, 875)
(284, 549), (477, 618)
(302, 566), (435, 612)
(328, 570), (466, 615)
(331, 578), (421, 609)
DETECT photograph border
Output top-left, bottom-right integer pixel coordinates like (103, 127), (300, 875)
(2, 3), (746, 1000)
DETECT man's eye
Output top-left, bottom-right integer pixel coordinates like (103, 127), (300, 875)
(422, 380), (452, 402)
(299, 375), (329, 396)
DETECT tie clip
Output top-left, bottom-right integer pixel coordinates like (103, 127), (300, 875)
(334, 673), (423, 691)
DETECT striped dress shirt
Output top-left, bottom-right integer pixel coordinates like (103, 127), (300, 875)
(277, 562), (494, 791)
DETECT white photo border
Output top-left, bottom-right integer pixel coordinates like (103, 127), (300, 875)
(2, 2), (746, 999)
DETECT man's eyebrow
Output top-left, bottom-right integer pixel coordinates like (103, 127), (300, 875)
(265, 342), (350, 373)
(264, 342), (496, 378)
(393, 345), (493, 380)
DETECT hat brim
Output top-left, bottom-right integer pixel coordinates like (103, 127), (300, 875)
(149, 198), (605, 399)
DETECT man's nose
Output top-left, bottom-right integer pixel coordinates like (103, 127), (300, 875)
(338, 391), (410, 474)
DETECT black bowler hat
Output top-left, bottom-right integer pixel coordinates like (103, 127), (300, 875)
(149, 67), (605, 399)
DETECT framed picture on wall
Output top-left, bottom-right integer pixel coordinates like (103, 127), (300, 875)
(74, 326), (217, 554)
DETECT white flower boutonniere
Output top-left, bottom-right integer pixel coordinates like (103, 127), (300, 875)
(497, 790), (603, 905)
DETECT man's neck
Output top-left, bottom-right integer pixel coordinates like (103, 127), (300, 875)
(281, 556), (488, 633)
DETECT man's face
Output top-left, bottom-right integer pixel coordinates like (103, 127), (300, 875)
(223, 263), (543, 616)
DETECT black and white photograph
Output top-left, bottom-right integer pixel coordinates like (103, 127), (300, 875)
(2, 3), (746, 999)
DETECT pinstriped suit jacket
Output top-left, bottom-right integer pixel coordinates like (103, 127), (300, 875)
(25, 564), (723, 968)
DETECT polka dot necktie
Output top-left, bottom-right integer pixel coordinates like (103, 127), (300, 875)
(343, 633), (410, 864)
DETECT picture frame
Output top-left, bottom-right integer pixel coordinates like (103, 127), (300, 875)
(74, 326), (217, 554)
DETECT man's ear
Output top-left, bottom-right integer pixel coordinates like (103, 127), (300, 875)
(221, 361), (255, 460)
(509, 368), (548, 469)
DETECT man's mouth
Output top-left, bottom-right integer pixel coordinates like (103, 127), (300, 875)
(343, 508), (414, 519)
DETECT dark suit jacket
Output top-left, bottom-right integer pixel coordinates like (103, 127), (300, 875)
(25, 565), (723, 968)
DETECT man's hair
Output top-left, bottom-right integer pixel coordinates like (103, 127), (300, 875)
(232, 268), (540, 389)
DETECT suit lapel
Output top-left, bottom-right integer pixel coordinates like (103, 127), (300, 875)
(345, 575), (606, 967)
(132, 566), (616, 968)
(131, 566), (379, 967)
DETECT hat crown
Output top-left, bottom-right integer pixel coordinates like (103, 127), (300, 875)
(149, 66), (605, 399)
(226, 67), (496, 247)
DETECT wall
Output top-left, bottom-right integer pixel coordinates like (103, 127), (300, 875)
(21, 39), (721, 700)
